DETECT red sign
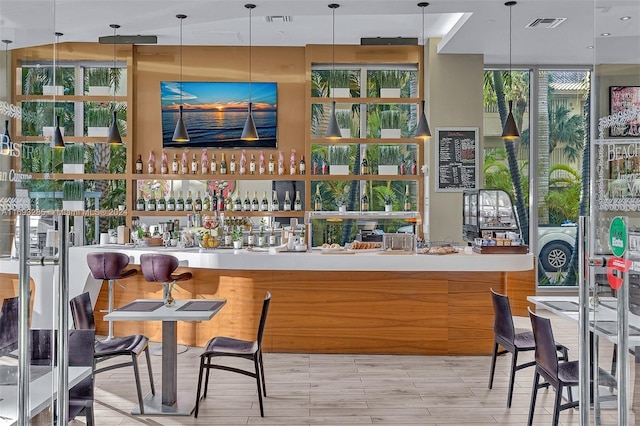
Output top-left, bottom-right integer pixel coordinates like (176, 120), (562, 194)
(607, 256), (632, 290)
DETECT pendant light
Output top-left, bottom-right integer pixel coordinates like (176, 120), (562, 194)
(241, 3), (259, 140)
(325, 3), (342, 139)
(106, 24), (123, 145)
(1, 40), (11, 154)
(51, 31), (65, 149)
(415, 2), (431, 139)
(501, 1), (520, 140)
(172, 14), (190, 142)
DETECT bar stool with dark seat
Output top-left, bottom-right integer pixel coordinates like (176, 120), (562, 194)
(87, 252), (138, 340)
(139, 253), (192, 307)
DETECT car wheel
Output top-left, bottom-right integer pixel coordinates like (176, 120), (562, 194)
(540, 242), (572, 272)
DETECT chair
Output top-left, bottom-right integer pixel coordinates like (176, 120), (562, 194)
(87, 252), (138, 340)
(139, 254), (192, 305)
(0, 297), (19, 356)
(30, 328), (96, 425)
(488, 289), (568, 408)
(528, 309), (579, 426)
(194, 292), (271, 418)
(70, 292), (155, 414)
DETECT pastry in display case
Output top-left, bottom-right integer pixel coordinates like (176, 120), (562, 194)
(462, 189), (521, 244)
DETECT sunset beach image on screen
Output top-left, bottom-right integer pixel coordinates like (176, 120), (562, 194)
(161, 81), (277, 149)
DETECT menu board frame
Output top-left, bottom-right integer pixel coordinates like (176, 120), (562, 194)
(435, 127), (478, 192)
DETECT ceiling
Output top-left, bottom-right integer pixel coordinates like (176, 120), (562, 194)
(0, 0), (638, 65)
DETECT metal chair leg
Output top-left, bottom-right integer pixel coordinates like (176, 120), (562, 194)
(131, 353), (145, 414)
(194, 357), (205, 418)
(488, 341), (498, 389)
(527, 371), (540, 426)
(254, 355), (264, 417)
(144, 346), (155, 395)
(507, 350), (518, 408)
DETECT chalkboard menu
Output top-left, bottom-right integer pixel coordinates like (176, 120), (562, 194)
(435, 128), (478, 192)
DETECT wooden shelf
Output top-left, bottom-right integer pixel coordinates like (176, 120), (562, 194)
(16, 94), (127, 102)
(28, 173), (123, 180)
(310, 174), (419, 181)
(133, 174), (308, 181)
(310, 97), (421, 104)
(15, 136), (130, 143)
(131, 210), (305, 218)
(310, 138), (421, 144)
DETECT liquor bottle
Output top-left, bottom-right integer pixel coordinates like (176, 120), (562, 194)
(210, 153), (217, 174)
(239, 151), (246, 175)
(148, 150), (156, 174)
(321, 156), (328, 175)
(166, 190), (176, 211)
(136, 193), (145, 211)
(249, 154), (256, 174)
(202, 192), (210, 211)
(251, 191), (259, 212)
(211, 190), (218, 211)
(160, 151), (168, 174)
(361, 156), (370, 175)
(314, 186), (323, 211)
(258, 226), (265, 247)
(268, 153), (275, 175)
(220, 153), (228, 174)
(224, 226), (232, 247)
(312, 156), (318, 175)
(191, 153), (198, 174)
(269, 227), (276, 246)
(181, 150), (188, 174)
(403, 185), (411, 211)
(411, 157), (417, 175)
(146, 196), (156, 211)
(229, 153), (237, 174)
(225, 197), (232, 211)
(290, 152), (297, 175)
(400, 157), (407, 175)
(172, 153), (179, 174)
(243, 191), (251, 211)
(218, 192), (226, 211)
(185, 191), (194, 211)
(201, 150), (209, 174)
(294, 190), (302, 211)
(300, 226), (306, 246)
(259, 151), (266, 175)
(233, 192), (242, 211)
(299, 154), (306, 175)
(194, 191), (203, 212)
(157, 195), (166, 211)
(135, 155), (143, 174)
(283, 191), (292, 211)
(176, 191), (185, 211)
(271, 190), (279, 211)
(360, 192), (369, 212)
(247, 227), (255, 248)
(260, 191), (269, 212)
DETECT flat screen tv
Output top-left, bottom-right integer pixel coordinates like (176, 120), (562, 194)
(161, 81), (277, 149)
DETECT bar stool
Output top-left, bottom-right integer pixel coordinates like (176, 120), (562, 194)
(140, 253), (192, 306)
(87, 252), (138, 340)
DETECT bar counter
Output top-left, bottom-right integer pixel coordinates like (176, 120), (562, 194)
(68, 245), (536, 355)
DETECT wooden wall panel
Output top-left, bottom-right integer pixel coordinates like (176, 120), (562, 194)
(506, 257), (537, 316)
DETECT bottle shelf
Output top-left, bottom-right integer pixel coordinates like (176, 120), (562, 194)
(131, 210), (305, 218)
(132, 174), (308, 181)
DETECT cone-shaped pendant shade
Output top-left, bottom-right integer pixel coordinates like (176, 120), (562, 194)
(415, 100), (431, 139)
(51, 115), (65, 149)
(325, 101), (342, 139)
(172, 105), (190, 142)
(501, 100), (520, 140)
(106, 111), (123, 144)
(241, 103), (259, 140)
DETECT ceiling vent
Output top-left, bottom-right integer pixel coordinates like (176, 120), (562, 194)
(98, 34), (158, 44)
(265, 16), (292, 23)
(361, 37), (418, 46)
(525, 18), (567, 29)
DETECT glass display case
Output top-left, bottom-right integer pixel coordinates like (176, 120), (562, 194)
(462, 189), (520, 243)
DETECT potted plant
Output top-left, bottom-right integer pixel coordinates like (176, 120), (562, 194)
(328, 145), (350, 175)
(42, 67), (68, 95)
(62, 181), (84, 211)
(86, 107), (111, 137)
(378, 145), (400, 175)
(330, 70), (351, 98)
(380, 70), (404, 98)
(86, 68), (112, 96)
(382, 193), (395, 212)
(334, 185), (350, 212)
(63, 144), (84, 174)
(336, 109), (351, 138)
(232, 226), (243, 249)
(380, 110), (401, 138)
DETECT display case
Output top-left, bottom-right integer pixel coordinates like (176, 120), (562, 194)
(306, 210), (421, 249)
(462, 189), (520, 243)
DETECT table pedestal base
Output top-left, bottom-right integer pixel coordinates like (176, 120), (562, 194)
(131, 392), (195, 416)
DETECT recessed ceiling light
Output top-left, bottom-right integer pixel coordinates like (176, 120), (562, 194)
(601, 32), (611, 36)
(586, 45), (594, 49)
(620, 16), (632, 21)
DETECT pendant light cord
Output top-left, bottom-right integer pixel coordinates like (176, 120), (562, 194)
(180, 16), (183, 106)
(331, 6), (335, 100)
(509, 2), (512, 92)
(249, 5), (252, 103)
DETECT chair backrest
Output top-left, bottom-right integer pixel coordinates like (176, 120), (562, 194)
(528, 308), (559, 379)
(490, 289), (515, 343)
(30, 329), (95, 367)
(70, 292), (96, 330)
(87, 252), (131, 281)
(0, 296), (19, 355)
(256, 292), (272, 347)
(140, 253), (179, 283)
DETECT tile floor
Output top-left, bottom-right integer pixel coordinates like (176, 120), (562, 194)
(59, 310), (636, 425)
